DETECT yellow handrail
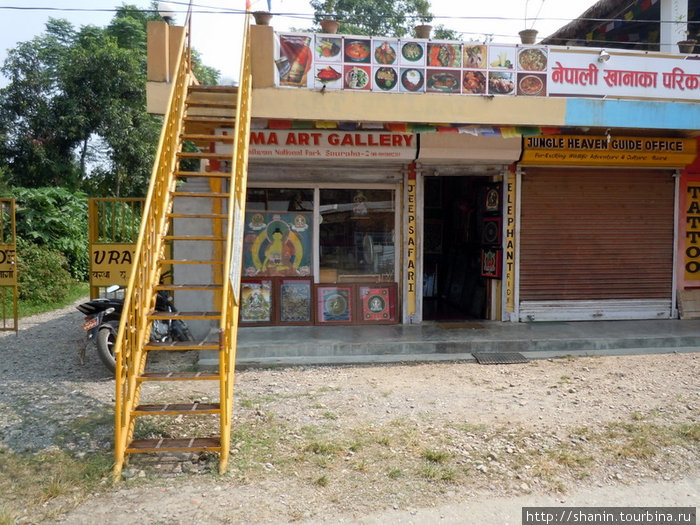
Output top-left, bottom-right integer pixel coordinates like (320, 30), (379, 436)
(218, 11), (253, 474)
(113, 1), (194, 480)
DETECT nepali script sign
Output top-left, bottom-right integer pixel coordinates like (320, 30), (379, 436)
(548, 49), (700, 101)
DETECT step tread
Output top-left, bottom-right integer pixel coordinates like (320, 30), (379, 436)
(133, 402), (220, 415)
(177, 151), (232, 159)
(181, 133), (235, 142)
(188, 85), (237, 94)
(138, 371), (221, 381)
(126, 437), (221, 453)
(144, 340), (220, 351)
(174, 170), (231, 179)
(155, 283), (223, 290)
(171, 191), (230, 198)
(185, 100), (237, 109)
(166, 212), (228, 219)
(163, 235), (227, 241)
(148, 310), (222, 320)
(158, 259), (225, 265)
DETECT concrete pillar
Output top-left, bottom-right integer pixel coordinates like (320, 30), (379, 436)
(660, 0), (689, 52)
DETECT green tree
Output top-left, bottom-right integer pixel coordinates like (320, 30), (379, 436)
(0, 3), (220, 197)
(310, 0), (434, 37)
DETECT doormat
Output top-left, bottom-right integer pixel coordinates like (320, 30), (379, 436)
(437, 322), (485, 330)
(472, 352), (528, 365)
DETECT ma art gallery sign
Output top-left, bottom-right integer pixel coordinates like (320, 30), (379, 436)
(228, 130), (416, 161)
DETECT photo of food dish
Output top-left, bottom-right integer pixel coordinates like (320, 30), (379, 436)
(315, 66), (342, 84)
(517, 73), (546, 96)
(488, 46), (515, 69)
(374, 40), (397, 64)
(400, 68), (424, 92)
(463, 70), (486, 94)
(344, 65), (371, 89)
(427, 69), (460, 93)
(518, 48), (547, 71)
(315, 37), (341, 60)
(401, 42), (424, 63)
(427, 43), (461, 68)
(374, 67), (398, 91)
(488, 72), (515, 95)
(344, 40), (371, 63)
(463, 45), (486, 69)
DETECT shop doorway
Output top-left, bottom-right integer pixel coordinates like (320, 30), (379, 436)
(422, 176), (495, 321)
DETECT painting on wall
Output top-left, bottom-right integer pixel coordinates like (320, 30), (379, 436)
(240, 279), (274, 324)
(243, 211), (312, 278)
(278, 278), (313, 324)
(358, 284), (397, 323)
(316, 285), (354, 324)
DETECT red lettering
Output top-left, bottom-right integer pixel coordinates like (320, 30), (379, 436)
(285, 133), (297, 145)
(380, 135), (390, 146)
(311, 133), (322, 146)
(355, 133), (366, 146)
(368, 134), (378, 146)
(250, 132), (266, 145)
(298, 133), (310, 146)
(392, 135), (403, 147)
(328, 133), (339, 146)
(341, 134), (354, 146)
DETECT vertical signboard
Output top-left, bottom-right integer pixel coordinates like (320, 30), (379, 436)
(684, 181), (700, 281)
(504, 170), (517, 313)
(0, 198), (17, 331)
(406, 163), (417, 316)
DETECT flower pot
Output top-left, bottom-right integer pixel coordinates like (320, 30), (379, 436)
(253, 11), (272, 25)
(320, 19), (340, 34)
(519, 29), (538, 44)
(677, 39), (697, 53)
(414, 24), (432, 39)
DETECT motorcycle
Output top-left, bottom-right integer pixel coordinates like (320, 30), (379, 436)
(77, 278), (193, 373)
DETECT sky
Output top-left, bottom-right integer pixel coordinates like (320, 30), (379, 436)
(0, 0), (601, 86)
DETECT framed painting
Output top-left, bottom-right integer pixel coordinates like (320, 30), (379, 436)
(278, 278), (313, 325)
(358, 284), (397, 323)
(481, 248), (503, 278)
(481, 217), (502, 246)
(316, 285), (354, 324)
(484, 184), (501, 213)
(239, 279), (274, 324)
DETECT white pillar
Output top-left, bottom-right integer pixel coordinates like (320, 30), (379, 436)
(660, 0), (689, 52)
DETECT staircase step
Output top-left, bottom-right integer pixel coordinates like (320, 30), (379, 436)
(144, 340), (220, 351)
(167, 212), (228, 219)
(188, 85), (237, 94)
(163, 235), (227, 242)
(126, 437), (221, 454)
(181, 133), (235, 143)
(138, 371), (221, 381)
(155, 283), (223, 290)
(185, 100), (237, 110)
(148, 310), (222, 321)
(171, 191), (230, 198)
(174, 170), (232, 179)
(133, 402), (220, 416)
(158, 259), (225, 265)
(177, 151), (232, 160)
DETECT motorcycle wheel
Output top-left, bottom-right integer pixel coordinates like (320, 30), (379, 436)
(96, 326), (117, 373)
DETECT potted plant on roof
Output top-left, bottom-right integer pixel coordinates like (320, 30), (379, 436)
(253, 0), (273, 25)
(675, 14), (697, 53)
(414, 14), (433, 39)
(519, 0), (539, 44)
(319, 0), (340, 34)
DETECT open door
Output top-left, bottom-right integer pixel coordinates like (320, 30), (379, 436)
(422, 176), (498, 321)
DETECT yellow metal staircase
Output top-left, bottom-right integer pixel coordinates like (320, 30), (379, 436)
(112, 7), (252, 479)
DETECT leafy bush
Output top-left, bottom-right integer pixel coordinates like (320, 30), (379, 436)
(10, 187), (89, 280)
(16, 239), (76, 304)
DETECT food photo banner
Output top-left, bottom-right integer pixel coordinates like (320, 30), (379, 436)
(275, 33), (700, 100)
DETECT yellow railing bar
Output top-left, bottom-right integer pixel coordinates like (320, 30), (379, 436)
(218, 11), (253, 474)
(113, 1), (194, 481)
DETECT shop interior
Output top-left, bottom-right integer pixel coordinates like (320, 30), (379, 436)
(422, 176), (499, 321)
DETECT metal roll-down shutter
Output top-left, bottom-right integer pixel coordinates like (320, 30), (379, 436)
(519, 168), (675, 321)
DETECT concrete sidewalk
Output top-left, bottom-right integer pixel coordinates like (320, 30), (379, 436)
(231, 319), (700, 367)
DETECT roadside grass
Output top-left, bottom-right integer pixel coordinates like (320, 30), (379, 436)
(0, 447), (112, 523)
(15, 281), (89, 318)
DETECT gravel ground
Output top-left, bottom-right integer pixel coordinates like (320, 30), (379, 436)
(0, 300), (698, 524)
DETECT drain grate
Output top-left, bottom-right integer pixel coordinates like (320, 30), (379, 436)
(472, 352), (528, 365)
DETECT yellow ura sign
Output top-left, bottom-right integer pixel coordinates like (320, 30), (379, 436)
(90, 243), (135, 287)
(521, 135), (697, 167)
(0, 243), (17, 285)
